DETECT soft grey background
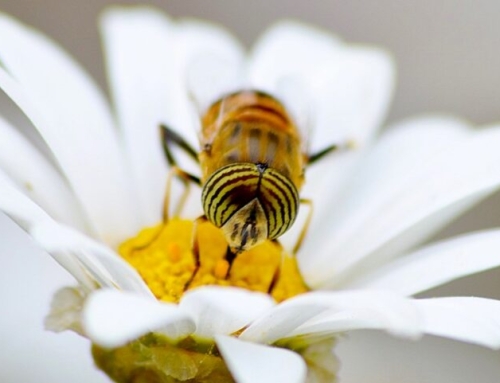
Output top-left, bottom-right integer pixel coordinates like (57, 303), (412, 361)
(1, 1), (500, 382)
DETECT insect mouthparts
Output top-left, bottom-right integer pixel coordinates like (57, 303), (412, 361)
(256, 162), (268, 173)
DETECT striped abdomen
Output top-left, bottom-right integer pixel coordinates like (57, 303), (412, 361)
(201, 162), (299, 252)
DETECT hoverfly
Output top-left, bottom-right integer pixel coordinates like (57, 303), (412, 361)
(160, 88), (342, 273)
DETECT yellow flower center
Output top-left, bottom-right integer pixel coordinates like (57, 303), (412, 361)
(119, 218), (308, 303)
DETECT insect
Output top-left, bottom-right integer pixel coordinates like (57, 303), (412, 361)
(161, 89), (341, 271)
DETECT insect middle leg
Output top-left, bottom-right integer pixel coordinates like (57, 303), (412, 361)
(293, 198), (314, 254)
(262, 199), (313, 293)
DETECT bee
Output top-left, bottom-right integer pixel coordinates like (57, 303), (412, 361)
(161, 89), (341, 269)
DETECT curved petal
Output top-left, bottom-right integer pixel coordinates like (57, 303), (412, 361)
(249, 21), (342, 121)
(0, 115), (89, 232)
(302, 117), (471, 280)
(30, 219), (152, 296)
(289, 302), (421, 340)
(309, 46), (394, 152)
(415, 297), (500, 349)
(249, 21), (393, 151)
(346, 229), (500, 295)
(100, 7), (172, 226)
(306, 123), (500, 288)
(0, 13), (137, 246)
(0, 167), (51, 227)
(216, 335), (307, 383)
(301, 48), (394, 224)
(241, 290), (421, 344)
(0, 214), (109, 383)
(83, 289), (195, 348)
(180, 286), (275, 338)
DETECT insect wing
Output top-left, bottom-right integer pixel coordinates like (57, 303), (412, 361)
(186, 53), (246, 117)
(272, 76), (313, 154)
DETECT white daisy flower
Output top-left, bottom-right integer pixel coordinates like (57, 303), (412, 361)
(1, 6), (500, 383)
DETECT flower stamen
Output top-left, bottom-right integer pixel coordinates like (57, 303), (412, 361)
(119, 218), (309, 303)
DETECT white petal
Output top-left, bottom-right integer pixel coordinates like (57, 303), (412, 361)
(83, 289), (195, 348)
(302, 117), (471, 281)
(302, 48), (394, 219)
(415, 298), (500, 349)
(30, 219), (152, 295)
(309, 46), (394, 153)
(0, 14), (138, 246)
(347, 229), (500, 295)
(308, 116), (471, 247)
(0, 167), (51, 227)
(0, 115), (89, 232)
(100, 7), (172, 226)
(249, 20), (343, 102)
(0, 214), (109, 383)
(306, 123), (500, 288)
(216, 335), (307, 383)
(289, 305), (420, 340)
(241, 290), (421, 344)
(180, 286), (275, 338)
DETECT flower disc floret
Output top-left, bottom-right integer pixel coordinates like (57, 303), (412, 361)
(119, 218), (308, 303)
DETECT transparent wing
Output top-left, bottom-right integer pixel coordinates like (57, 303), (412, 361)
(272, 75), (314, 154)
(186, 53), (246, 117)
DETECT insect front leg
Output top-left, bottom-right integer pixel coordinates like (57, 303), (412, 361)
(160, 124), (202, 221)
(160, 124), (200, 166)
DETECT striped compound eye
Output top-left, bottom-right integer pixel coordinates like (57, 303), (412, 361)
(201, 163), (299, 251)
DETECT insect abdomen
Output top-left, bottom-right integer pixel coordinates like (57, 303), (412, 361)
(201, 163), (299, 240)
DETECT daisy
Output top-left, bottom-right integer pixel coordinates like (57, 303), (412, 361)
(1, 6), (500, 383)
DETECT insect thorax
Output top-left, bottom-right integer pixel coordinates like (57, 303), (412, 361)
(199, 90), (305, 189)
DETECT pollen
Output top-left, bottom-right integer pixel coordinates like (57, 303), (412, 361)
(119, 218), (308, 303)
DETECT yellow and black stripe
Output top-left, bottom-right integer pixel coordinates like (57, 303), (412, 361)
(201, 162), (299, 240)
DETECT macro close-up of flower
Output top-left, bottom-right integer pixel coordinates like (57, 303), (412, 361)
(2, 3), (500, 383)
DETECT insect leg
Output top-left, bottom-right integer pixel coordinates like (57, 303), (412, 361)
(224, 246), (238, 278)
(267, 240), (284, 294)
(293, 198), (314, 254)
(160, 124), (200, 165)
(307, 139), (356, 165)
(184, 215), (208, 290)
(162, 166), (200, 222)
(160, 124), (201, 221)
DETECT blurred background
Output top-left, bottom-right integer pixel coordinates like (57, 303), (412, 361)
(1, 1), (500, 382)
